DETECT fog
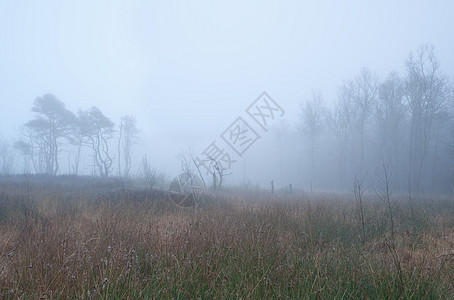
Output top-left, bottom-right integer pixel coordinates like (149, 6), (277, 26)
(1, 1), (454, 194)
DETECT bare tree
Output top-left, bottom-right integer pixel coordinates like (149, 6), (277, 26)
(328, 83), (355, 188)
(352, 68), (379, 175)
(299, 90), (325, 185)
(118, 115), (140, 178)
(203, 155), (231, 191)
(23, 94), (76, 175)
(328, 69), (378, 185)
(177, 149), (207, 189)
(405, 45), (452, 194)
(142, 155), (157, 189)
(176, 150), (195, 178)
(376, 72), (407, 186)
(78, 106), (116, 177)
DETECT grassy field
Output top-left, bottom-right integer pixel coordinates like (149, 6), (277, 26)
(0, 175), (453, 299)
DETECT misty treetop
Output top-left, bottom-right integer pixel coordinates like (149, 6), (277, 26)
(21, 94), (76, 175)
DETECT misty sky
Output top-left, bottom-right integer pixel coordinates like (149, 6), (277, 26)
(1, 0), (454, 176)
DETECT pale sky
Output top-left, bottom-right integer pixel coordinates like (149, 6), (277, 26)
(1, 0), (453, 175)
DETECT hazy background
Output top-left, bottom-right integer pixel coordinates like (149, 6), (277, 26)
(1, 0), (453, 187)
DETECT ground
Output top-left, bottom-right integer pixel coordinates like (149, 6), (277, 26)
(0, 175), (453, 298)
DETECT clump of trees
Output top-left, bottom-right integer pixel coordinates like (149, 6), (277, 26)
(11, 95), (140, 178)
(18, 94), (76, 175)
(297, 45), (453, 194)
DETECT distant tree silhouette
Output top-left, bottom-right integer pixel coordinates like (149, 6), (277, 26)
(405, 45), (451, 194)
(352, 68), (379, 175)
(78, 106), (116, 177)
(328, 82), (355, 188)
(21, 94), (75, 175)
(376, 72), (407, 187)
(299, 90), (325, 186)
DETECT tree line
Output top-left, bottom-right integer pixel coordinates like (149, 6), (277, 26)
(0, 44), (453, 195)
(298, 45), (453, 194)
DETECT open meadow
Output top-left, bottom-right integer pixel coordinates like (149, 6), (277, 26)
(0, 175), (453, 299)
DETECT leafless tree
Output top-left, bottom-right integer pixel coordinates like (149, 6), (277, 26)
(328, 69), (378, 184)
(142, 155), (157, 189)
(352, 68), (380, 175)
(299, 90), (325, 185)
(405, 45), (452, 194)
(376, 72), (407, 185)
(328, 83), (355, 188)
(176, 150), (195, 178)
(203, 155), (231, 191)
(177, 149), (207, 189)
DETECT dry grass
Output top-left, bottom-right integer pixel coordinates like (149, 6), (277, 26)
(0, 176), (453, 298)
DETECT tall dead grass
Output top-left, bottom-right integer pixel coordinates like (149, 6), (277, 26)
(0, 177), (453, 298)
